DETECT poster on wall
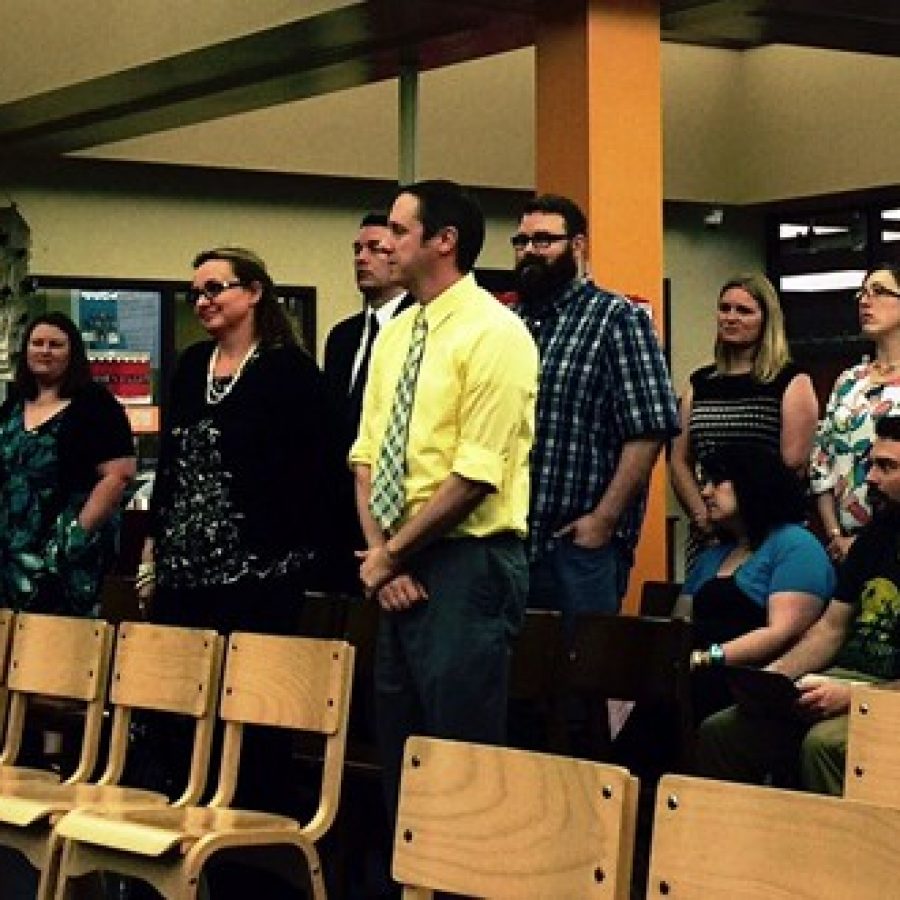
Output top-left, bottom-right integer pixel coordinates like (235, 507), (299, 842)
(76, 290), (161, 367)
(76, 290), (160, 406)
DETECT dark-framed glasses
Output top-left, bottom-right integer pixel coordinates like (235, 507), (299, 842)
(510, 232), (570, 251)
(855, 284), (900, 302)
(186, 279), (246, 306)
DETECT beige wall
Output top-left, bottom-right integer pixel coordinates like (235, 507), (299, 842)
(737, 46), (900, 202)
(661, 45), (744, 202)
(662, 44), (900, 203)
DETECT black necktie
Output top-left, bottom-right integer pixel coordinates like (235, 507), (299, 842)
(349, 312), (378, 406)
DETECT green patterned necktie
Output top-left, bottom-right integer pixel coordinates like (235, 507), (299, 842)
(370, 307), (428, 530)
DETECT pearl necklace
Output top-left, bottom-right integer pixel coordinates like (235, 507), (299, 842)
(205, 342), (258, 405)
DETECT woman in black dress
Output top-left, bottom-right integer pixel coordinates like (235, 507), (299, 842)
(670, 273), (819, 564)
(138, 246), (331, 635)
(135, 247), (334, 897)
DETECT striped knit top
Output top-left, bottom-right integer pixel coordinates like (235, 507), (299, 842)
(688, 361), (801, 463)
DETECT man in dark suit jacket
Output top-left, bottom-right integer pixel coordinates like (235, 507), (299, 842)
(323, 212), (412, 587)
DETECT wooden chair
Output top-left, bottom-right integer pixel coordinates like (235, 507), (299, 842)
(845, 682), (900, 805)
(648, 773), (900, 899)
(393, 736), (638, 899)
(563, 613), (694, 768)
(53, 632), (355, 900)
(0, 621), (224, 899)
(639, 581), (682, 618)
(0, 613), (114, 787)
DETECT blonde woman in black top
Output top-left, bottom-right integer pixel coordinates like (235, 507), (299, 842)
(671, 273), (818, 559)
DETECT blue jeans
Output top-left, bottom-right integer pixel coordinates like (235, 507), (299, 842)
(528, 538), (631, 638)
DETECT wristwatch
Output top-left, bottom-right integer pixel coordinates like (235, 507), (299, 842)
(708, 643), (726, 666)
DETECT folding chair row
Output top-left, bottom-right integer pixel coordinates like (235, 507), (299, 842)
(390, 732), (900, 900)
(390, 680), (900, 898)
(0, 613), (354, 900)
(53, 631), (354, 900)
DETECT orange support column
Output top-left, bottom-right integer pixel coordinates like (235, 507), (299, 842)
(535, 0), (666, 613)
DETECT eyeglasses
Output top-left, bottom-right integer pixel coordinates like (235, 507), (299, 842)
(510, 232), (570, 251)
(353, 240), (391, 257)
(186, 279), (246, 306)
(855, 284), (900, 302)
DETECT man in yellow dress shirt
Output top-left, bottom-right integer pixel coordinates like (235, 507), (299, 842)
(351, 179), (538, 827)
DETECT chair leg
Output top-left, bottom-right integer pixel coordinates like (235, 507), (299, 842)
(37, 830), (66, 900)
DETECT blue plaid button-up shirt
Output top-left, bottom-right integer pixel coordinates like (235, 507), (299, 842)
(516, 277), (679, 562)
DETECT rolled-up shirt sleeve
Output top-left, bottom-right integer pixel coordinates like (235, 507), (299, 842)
(451, 326), (538, 490)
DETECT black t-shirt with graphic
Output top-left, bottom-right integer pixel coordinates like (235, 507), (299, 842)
(833, 519), (900, 679)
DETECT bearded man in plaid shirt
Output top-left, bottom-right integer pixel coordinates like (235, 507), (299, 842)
(512, 194), (679, 631)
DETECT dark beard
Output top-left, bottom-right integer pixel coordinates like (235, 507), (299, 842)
(515, 248), (578, 312)
(869, 486), (900, 526)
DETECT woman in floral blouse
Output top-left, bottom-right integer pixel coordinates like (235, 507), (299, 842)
(0, 312), (135, 614)
(811, 264), (900, 563)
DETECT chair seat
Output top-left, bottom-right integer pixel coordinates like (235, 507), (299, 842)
(0, 783), (169, 827)
(56, 805), (302, 857)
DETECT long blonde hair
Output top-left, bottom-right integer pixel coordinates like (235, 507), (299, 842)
(714, 272), (790, 383)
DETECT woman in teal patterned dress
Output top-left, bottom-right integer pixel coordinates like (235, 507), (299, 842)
(812, 264), (900, 564)
(0, 312), (135, 615)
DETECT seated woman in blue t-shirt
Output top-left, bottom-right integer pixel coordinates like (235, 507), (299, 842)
(676, 445), (835, 719)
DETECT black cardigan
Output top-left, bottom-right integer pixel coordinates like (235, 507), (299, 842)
(150, 341), (337, 571)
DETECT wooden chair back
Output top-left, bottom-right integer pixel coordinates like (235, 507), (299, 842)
(393, 736), (637, 899)
(98, 622), (224, 805)
(845, 682), (900, 805)
(564, 613), (694, 764)
(0, 613), (113, 783)
(639, 581), (682, 618)
(649, 773), (900, 899)
(213, 632), (355, 840)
